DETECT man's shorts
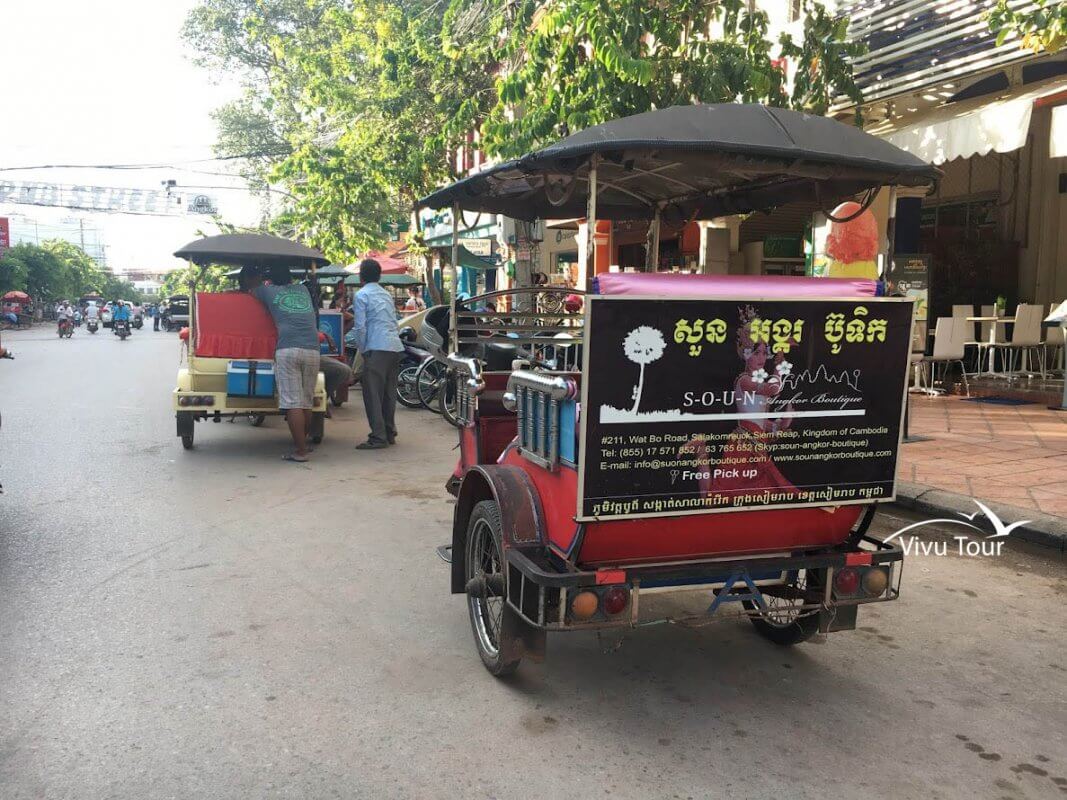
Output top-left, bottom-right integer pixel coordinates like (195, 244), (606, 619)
(275, 347), (320, 410)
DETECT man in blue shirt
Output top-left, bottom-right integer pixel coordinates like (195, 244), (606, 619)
(352, 258), (403, 449)
(111, 300), (131, 334)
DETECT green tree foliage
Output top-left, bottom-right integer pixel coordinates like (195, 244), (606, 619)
(0, 242), (142, 303)
(987, 0), (1066, 54)
(484, 0), (864, 156)
(159, 264), (232, 298)
(184, 0), (864, 250)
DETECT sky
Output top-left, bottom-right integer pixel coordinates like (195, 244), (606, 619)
(0, 0), (262, 273)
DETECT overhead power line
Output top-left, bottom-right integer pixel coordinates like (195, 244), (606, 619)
(0, 149), (292, 173)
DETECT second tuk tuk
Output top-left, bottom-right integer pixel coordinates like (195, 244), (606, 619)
(170, 233), (329, 450)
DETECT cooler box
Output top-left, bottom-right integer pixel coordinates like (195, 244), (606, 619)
(226, 360), (277, 398)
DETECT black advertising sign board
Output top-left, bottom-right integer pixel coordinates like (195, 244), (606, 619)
(577, 296), (914, 521)
(886, 254), (930, 352)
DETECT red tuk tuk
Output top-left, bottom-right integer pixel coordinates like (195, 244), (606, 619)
(419, 104), (939, 675)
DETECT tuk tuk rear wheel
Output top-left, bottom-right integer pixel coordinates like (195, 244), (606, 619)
(465, 500), (521, 676)
(743, 568), (822, 646)
(309, 410), (325, 444)
(176, 411), (195, 450)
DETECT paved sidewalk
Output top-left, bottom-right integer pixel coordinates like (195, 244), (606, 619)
(900, 393), (1067, 516)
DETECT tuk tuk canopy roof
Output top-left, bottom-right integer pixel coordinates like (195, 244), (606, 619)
(173, 234), (329, 268)
(419, 104), (940, 220)
(223, 263), (351, 281)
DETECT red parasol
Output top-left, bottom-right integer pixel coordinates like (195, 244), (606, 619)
(2, 290), (30, 301)
(361, 253), (409, 275)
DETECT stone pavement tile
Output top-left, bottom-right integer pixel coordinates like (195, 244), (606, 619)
(1030, 454), (1067, 467)
(1029, 489), (1067, 516)
(1025, 479), (1067, 496)
(974, 469), (1064, 489)
(912, 474), (973, 495)
(971, 481), (1038, 506)
(953, 461), (1045, 478)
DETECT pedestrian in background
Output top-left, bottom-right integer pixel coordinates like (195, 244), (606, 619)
(352, 258), (403, 450)
(403, 285), (426, 313)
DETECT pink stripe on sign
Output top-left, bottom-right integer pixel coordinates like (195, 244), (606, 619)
(595, 272), (880, 299)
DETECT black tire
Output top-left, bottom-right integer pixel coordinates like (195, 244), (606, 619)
(743, 568), (823, 646)
(309, 411), (325, 444)
(439, 372), (461, 428)
(249, 414), (266, 427)
(415, 358), (446, 412)
(176, 411), (195, 450)
(396, 364), (422, 408)
(465, 500), (521, 676)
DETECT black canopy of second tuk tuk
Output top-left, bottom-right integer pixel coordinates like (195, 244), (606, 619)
(418, 103), (940, 220)
(174, 233), (330, 269)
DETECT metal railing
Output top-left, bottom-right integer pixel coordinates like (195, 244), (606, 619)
(453, 287), (585, 371)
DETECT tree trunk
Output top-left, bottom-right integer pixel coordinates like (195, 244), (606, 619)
(631, 364), (646, 413)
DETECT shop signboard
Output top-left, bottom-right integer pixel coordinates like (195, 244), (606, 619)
(0, 217), (10, 253)
(886, 254), (930, 352)
(463, 238), (494, 257)
(577, 296), (914, 521)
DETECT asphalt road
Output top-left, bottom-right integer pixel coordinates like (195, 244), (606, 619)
(1, 324), (1066, 800)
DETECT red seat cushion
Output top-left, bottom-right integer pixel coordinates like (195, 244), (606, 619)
(194, 292), (278, 359)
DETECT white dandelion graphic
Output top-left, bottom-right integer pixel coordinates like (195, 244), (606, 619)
(623, 325), (666, 413)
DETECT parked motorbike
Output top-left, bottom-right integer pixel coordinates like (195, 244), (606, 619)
(114, 319), (130, 341)
(87, 318), (99, 334)
(397, 328), (433, 409)
(58, 319), (74, 338)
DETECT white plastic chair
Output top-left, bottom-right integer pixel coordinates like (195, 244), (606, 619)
(965, 304), (1001, 375)
(993, 304), (1044, 379)
(1044, 302), (1064, 376)
(922, 317), (969, 395)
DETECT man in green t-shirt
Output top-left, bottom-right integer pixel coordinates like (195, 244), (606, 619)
(247, 264), (321, 462)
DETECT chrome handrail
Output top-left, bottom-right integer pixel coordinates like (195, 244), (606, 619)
(502, 370), (579, 412)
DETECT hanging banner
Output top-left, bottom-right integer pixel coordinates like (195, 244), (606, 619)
(577, 296), (914, 521)
(0, 217), (10, 253)
(0, 181), (216, 216)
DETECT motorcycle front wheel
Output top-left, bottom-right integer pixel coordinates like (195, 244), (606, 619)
(414, 359), (446, 412)
(397, 364), (422, 408)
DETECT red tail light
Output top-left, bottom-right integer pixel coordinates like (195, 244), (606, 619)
(602, 587), (629, 615)
(834, 567), (860, 596)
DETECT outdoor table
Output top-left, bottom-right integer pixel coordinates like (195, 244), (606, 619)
(966, 315), (1012, 377)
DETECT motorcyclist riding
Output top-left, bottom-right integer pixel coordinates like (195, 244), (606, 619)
(112, 300), (131, 334)
(56, 301), (74, 334)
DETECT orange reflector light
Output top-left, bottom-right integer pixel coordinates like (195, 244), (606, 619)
(570, 591), (598, 620)
(861, 567), (889, 596)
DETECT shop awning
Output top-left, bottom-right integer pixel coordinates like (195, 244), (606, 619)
(444, 245), (501, 271)
(867, 76), (1067, 165)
